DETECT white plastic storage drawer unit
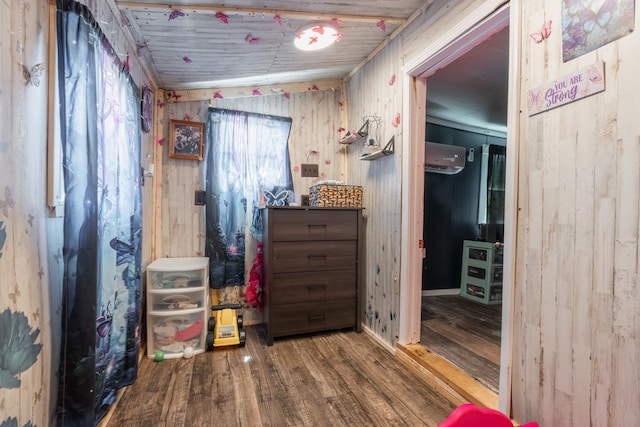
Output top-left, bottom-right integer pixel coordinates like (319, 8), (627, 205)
(146, 257), (209, 359)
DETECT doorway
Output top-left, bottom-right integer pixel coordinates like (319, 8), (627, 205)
(398, 3), (517, 412)
(422, 148), (507, 393)
(421, 25), (509, 391)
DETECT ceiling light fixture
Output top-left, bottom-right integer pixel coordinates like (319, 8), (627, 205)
(294, 23), (340, 51)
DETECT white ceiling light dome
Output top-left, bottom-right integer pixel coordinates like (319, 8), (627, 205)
(294, 23), (340, 51)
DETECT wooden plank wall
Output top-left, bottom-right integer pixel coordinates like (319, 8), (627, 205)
(344, 44), (404, 344)
(513, 1), (640, 425)
(156, 99), (209, 259)
(6, 0), (636, 424)
(342, 0), (503, 356)
(345, 0), (640, 424)
(158, 88), (343, 322)
(0, 1), (51, 425)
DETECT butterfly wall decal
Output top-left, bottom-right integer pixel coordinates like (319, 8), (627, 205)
(20, 62), (44, 86)
(527, 88), (544, 112)
(530, 19), (552, 43)
(168, 8), (184, 20)
(391, 113), (401, 128)
(215, 11), (229, 24)
(245, 34), (260, 44)
(8, 284), (20, 304)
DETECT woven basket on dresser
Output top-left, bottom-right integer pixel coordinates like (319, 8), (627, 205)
(309, 184), (363, 208)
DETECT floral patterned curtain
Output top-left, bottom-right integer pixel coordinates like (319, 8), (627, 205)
(204, 108), (292, 288)
(56, 1), (142, 424)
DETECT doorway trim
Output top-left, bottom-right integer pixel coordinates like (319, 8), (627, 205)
(398, 1), (519, 414)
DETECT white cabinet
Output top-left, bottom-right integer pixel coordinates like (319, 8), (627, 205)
(146, 257), (209, 359)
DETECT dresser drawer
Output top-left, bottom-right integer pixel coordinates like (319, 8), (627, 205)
(270, 270), (356, 305)
(271, 209), (357, 241)
(272, 241), (356, 273)
(270, 299), (356, 337)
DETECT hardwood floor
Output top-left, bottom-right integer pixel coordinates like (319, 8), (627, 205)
(107, 326), (456, 426)
(420, 295), (502, 392)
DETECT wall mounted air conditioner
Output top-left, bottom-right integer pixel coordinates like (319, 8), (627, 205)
(425, 141), (466, 175)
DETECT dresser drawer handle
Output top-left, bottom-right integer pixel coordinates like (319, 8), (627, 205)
(308, 224), (327, 228)
(308, 284), (326, 292)
(307, 255), (326, 260)
(308, 315), (326, 322)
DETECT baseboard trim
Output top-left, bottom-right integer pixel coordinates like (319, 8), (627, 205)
(422, 288), (460, 297)
(244, 319), (262, 327)
(395, 347), (468, 408)
(361, 325), (397, 355)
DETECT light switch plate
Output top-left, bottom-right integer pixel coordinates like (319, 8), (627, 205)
(194, 190), (206, 205)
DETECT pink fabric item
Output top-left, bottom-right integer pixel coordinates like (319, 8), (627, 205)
(439, 403), (538, 427)
(245, 243), (264, 311)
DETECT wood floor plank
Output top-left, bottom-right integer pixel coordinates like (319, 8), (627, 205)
(421, 326), (500, 391)
(420, 295), (501, 392)
(106, 357), (171, 425)
(358, 346), (455, 425)
(314, 332), (452, 426)
(161, 360), (193, 426)
(290, 337), (342, 399)
(425, 318), (500, 364)
(108, 326), (456, 426)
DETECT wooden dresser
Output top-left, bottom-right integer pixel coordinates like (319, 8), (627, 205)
(262, 207), (363, 345)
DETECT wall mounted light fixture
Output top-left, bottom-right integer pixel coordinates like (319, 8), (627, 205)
(294, 24), (340, 51)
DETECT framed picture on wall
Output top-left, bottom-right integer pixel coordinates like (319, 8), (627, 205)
(169, 119), (205, 160)
(562, 0), (635, 62)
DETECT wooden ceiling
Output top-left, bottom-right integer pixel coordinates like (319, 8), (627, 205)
(115, 0), (433, 90)
(114, 1), (508, 133)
